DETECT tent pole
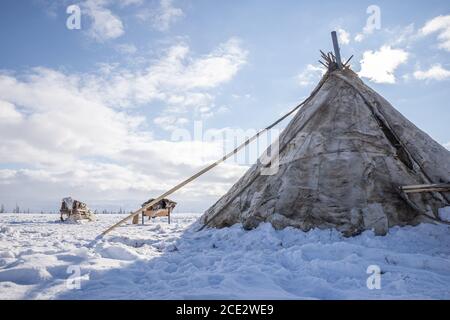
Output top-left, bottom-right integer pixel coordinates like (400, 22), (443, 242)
(331, 31), (343, 69)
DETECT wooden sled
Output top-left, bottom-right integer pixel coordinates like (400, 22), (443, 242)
(132, 198), (176, 225)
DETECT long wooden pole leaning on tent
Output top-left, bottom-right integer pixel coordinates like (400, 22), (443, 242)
(98, 73), (333, 238)
(98, 89), (324, 238)
(99, 136), (262, 237)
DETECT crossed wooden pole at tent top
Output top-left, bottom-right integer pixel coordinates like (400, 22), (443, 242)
(98, 31), (347, 239)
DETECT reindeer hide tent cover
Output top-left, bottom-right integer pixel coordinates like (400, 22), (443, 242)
(200, 69), (450, 236)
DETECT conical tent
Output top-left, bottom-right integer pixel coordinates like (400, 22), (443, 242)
(200, 68), (450, 236)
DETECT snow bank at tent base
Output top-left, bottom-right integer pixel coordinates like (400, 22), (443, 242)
(438, 206), (450, 222)
(0, 213), (449, 299)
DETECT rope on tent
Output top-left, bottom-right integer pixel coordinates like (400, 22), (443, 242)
(97, 72), (331, 239)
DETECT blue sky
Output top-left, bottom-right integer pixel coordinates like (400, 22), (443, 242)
(0, 0), (449, 212)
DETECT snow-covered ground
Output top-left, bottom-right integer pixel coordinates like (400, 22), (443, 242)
(0, 213), (449, 299)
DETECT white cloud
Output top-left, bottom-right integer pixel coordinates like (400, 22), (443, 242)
(338, 28), (350, 45)
(388, 24), (416, 46)
(83, 0), (125, 42)
(137, 0), (183, 32)
(92, 37), (247, 125)
(355, 23), (417, 46)
(0, 66), (246, 210)
(156, 0), (183, 31)
(153, 38), (247, 90)
(115, 43), (137, 54)
(153, 115), (189, 131)
(0, 101), (23, 123)
(419, 15), (450, 52)
(117, 0), (144, 7)
(0, 39), (249, 211)
(358, 46), (409, 84)
(414, 64), (450, 81)
(354, 33), (364, 42)
(354, 7), (382, 43)
(354, 24), (376, 42)
(0, 67), (141, 165)
(42, 0), (183, 41)
(297, 64), (325, 87)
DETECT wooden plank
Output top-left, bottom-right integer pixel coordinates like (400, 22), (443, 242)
(145, 209), (170, 217)
(403, 188), (450, 193)
(401, 183), (450, 190)
(401, 183), (450, 193)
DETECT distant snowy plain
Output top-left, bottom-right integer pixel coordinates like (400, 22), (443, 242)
(0, 213), (449, 299)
